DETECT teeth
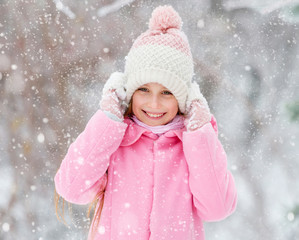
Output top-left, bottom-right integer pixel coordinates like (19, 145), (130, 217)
(146, 112), (164, 118)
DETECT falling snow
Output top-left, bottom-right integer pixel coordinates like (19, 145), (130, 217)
(2, 223), (10, 232)
(0, 0), (299, 240)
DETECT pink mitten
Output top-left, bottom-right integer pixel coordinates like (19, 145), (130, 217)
(99, 72), (127, 121)
(185, 81), (211, 131)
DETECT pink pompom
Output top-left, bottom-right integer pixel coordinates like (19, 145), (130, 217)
(149, 5), (182, 32)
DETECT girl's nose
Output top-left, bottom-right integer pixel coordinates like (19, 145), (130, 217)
(148, 95), (161, 109)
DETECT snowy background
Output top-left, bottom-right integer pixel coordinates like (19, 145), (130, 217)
(0, 0), (299, 239)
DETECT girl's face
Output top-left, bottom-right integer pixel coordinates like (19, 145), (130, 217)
(132, 82), (179, 126)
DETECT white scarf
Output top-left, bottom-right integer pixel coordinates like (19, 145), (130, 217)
(131, 115), (185, 135)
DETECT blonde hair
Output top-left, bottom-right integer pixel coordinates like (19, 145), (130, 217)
(124, 99), (133, 117)
(54, 178), (106, 239)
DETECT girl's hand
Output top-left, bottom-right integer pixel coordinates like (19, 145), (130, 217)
(184, 81), (211, 131)
(100, 72), (127, 121)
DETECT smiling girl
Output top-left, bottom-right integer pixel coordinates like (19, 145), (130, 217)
(54, 5), (237, 240)
(131, 83), (179, 126)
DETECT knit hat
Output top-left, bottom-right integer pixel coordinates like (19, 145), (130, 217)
(124, 5), (194, 113)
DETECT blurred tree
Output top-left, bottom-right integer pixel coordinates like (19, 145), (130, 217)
(0, 0), (298, 239)
(280, 3), (299, 23)
(286, 101), (299, 121)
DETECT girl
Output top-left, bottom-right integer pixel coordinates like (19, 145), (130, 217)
(54, 5), (237, 240)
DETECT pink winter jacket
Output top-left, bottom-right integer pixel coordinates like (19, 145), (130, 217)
(55, 110), (237, 240)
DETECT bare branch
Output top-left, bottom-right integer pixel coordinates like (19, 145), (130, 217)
(53, 0), (76, 19)
(97, 0), (136, 17)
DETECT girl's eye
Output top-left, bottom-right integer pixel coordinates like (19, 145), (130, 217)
(162, 90), (173, 95)
(138, 87), (149, 92)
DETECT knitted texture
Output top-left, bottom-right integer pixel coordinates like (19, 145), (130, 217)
(124, 5), (194, 113)
(100, 72), (127, 121)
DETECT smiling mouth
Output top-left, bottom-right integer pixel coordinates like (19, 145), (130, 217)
(143, 111), (166, 118)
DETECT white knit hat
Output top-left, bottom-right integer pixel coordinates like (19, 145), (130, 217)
(124, 5), (194, 113)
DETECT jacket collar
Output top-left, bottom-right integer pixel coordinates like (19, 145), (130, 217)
(120, 118), (184, 146)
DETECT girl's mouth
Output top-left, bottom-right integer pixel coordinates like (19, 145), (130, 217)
(143, 110), (166, 119)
